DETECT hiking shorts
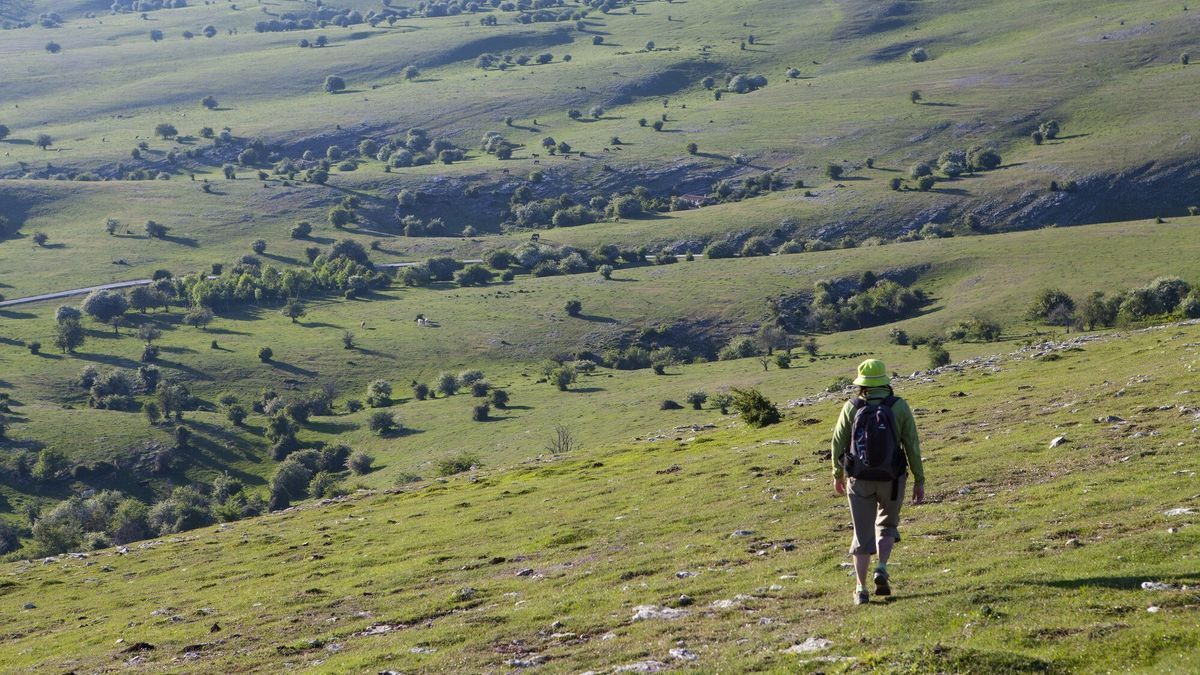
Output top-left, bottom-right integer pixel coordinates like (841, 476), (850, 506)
(846, 475), (906, 555)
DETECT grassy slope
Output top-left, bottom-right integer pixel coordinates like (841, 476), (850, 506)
(1, 321), (1198, 672)
(2, 0), (1199, 280)
(1, 217), (1198, 519)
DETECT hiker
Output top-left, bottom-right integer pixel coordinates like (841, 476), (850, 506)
(831, 359), (926, 605)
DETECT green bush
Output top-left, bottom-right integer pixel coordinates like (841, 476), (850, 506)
(929, 343), (951, 368)
(730, 389), (781, 427)
(348, 451), (374, 475)
(685, 391), (708, 410)
(437, 452), (480, 476)
(368, 411), (397, 435)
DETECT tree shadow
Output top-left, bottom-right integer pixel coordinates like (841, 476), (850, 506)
(1053, 133), (1091, 141)
(40, 242), (67, 249)
(0, 309), (35, 319)
(155, 358), (214, 381)
(576, 314), (618, 324)
(568, 387), (605, 393)
(921, 101), (958, 107)
(262, 253), (300, 265)
(160, 233), (199, 247)
(933, 187), (971, 196)
(300, 320), (341, 329)
(306, 420), (358, 434)
(74, 352), (142, 369)
(268, 360), (318, 378)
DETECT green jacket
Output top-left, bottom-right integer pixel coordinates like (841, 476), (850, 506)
(831, 387), (925, 485)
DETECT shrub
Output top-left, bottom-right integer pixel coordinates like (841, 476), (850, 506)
(730, 388), (780, 427)
(685, 391), (708, 410)
(909, 46), (928, 62)
(704, 239), (737, 259)
(718, 335), (759, 360)
(660, 399), (683, 410)
(1039, 120), (1060, 140)
(472, 404), (490, 421)
(436, 372), (460, 396)
(928, 343), (951, 368)
(550, 365), (577, 391)
(324, 75), (346, 93)
(967, 146), (1002, 171)
(740, 236), (773, 257)
(28, 340), (41, 355)
(888, 328), (909, 345)
(225, 404), (247, 426)
(565, 299), (582, 316)
(686, 142), (698, 154)
(412, 382), (430, 400)
(437, 452), (479, 476)
(825, 164), (844, 179)
(345, 399), (363, 413)
(470, 380), (491, 398)
(774, 353), (792, 369)
(909, 162), (932, 179)
(258, 346), (273, 361)
(490, 388), (509, 409)
(1028, 288), (1075, 320)
(348, 451), (374, 475)
(366, 379), (392, 407)
(598, 264), (614, 279)
(916, 175), (936, 191)
(368, 411), (397, 435)
(455, 264), (494, 286)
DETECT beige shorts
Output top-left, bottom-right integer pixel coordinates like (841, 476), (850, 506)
(846, 475), (906, 555)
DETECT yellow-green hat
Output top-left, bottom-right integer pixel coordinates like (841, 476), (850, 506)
(853, 359), (889, 387)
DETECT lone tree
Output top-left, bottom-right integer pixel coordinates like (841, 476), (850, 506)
(251, 238), (267, 254)
(686, 142), (698, 154)
(45, 42), (61, 54)
(32, 231), (48, 246)
(910, 90), (922, 104)
(402, 65), (420, 80)
(35, 133), (52, 149)
(54, 318), (85, 353)
(281, 299), (306, 323)
(564, 299), (582, 316)
(201, 95), (219, 109)
(825, 164), (844, 179)
(324, 75), (346, 93)
(155, 123), (178, 140)
(0, 124), (10, 141)
(150, 29), (164, 42)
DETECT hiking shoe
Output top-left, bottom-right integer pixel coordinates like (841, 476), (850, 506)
(854, 589), (870, 605)
(873, 569), (891, 597)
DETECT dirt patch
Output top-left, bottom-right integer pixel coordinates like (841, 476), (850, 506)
(833, 0), (914, 41)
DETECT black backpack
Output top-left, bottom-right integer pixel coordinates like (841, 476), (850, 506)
(843, 395), (906, 490)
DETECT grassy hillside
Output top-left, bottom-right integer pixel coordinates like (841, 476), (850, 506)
(1, 320), (1198, 672)
(1, 216), (1197, 530)
(1, 0), (1198, 267)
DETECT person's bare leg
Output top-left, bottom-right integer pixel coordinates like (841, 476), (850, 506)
(877, 536), (894, 565)
(853, 553), (871, 588)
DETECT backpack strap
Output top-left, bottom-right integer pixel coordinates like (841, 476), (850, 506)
(881, 395), (898, 408)
(850, 398), (867, 409)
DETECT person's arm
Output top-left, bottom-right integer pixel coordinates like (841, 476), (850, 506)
(893, 398), (925, 485)
(830, 401), (854, 481)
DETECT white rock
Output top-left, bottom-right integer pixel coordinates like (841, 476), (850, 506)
(1141, 581), (1177, 591)
(1164, 508), (1196, 517)
(1049, 436), (1068, 448)
(783, 637), (834, 654)
(669, 648), (699, 661)
(631, 605), (688, 621)
(613, 660), (668, 672)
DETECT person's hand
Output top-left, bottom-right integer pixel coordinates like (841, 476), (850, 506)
(912, 483), (925, 505)
(834, 477), (845, 496)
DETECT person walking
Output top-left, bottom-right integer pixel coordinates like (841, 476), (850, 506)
(831, 358), (925, 605)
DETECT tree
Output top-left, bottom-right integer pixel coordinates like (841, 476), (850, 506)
(281, 299), (305, 323)
(825, 164), (844, 179)
(35, 133), (53, 149)
(472, 404), (490, 421)
(1039, 120), (1060, 140)
(368, 411), (398, 435)
(1028, 288), (1075, 320)
(909, 47), (929, 62)
(402, 65), (420, 80)
(184, 305), (213, 329)
(686, 142), (698, 155)
(201, 95), (218, 109)
(45, 42), (61, 54)
(324, 75), (346, 93)
(31, 231), (48, 246)
(54, 318), (85, 353)
(564, 299), (582, 317)
(1182, 52), (1191, 66)
(967, 146), (1002, 171)
(144, 220), (168, 238)
(154, 123), (178, 139)
(251, 239), (267, 254)
(686, 391), (708, 410)
(910, 90), (922, 104)
(81, 289), (129, 326)
(0, 124), (9, 141)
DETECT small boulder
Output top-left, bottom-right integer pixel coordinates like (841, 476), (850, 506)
(1049, 436), (1068, 448)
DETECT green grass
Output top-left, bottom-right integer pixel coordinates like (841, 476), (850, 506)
(1, 320), (1197, 671)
